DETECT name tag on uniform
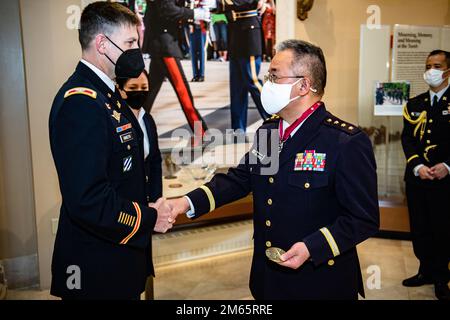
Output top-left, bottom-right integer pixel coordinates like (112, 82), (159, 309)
(120, 132), (134, 144)
(294, 150), (326, 172)
(251, 149), (266, 161)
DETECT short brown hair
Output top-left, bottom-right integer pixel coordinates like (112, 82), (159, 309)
(79, 1), (139, 50)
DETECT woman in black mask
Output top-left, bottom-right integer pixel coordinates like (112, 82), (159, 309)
(117, 70), (163, 224)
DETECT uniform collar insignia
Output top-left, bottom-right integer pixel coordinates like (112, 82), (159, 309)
(112, 110), (121, 123)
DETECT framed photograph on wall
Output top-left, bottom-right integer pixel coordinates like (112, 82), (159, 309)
(374, 81), (411, 116)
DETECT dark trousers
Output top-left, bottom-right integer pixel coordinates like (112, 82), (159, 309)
(229, 55), (270, 131)
(189, 26), (206, 78)
(148, 56), (208, 136)
(406, 182), (450, 284)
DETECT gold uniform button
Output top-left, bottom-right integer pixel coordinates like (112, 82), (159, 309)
(146, 176), (149, 183)
(267, 199), (273, 205)
(426, 140), (431, 144)
(127, 145), (131, 150)
(266, 241), (272, 248)
(304, 182), (311, 189)
(427, 130), (431, 134)
(269, 177), (274, 184)
(429, 119), (433, 123)
(266, 220), (271, 227)
(328, 259), (335, 266)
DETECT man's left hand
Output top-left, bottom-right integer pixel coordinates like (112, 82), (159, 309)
(430, 163), (449, 180)
(278, 242), (311, 269)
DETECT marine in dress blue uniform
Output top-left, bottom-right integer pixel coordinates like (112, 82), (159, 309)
(49, 61), (160, 299)
(185, 103), (380, 299)
(142, 0), (209, 136)
(214, 0), (270, 131)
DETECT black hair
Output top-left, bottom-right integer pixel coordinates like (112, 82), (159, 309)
(428, 50), (450, 68)
(116, 69), (149, 90)
(276, 39), (327, 96)
(79, 1), (140, 50)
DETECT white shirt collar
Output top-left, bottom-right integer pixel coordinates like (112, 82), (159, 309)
(429, 81), (450, 103)
(81, 59), (116, 92)
(137, 107), (146, 122)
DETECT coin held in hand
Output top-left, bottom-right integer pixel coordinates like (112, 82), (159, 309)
(265, 247), (286, 263)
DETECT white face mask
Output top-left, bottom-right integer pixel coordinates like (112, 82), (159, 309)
(261, 79), (301, 115)
(423, 68), (448, 88)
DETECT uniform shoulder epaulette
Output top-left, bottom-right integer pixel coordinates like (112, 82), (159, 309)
(323, 114), (360, 135)
(263, 114), (280, 125)
(64, 87), (97, 99)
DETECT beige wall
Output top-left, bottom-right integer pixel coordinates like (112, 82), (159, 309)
(20, 0), (82, 289)
(0, 0), (38, 288)
(282, 0), (450, 123)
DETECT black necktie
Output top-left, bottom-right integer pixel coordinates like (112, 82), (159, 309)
(432, 95), (438, 107)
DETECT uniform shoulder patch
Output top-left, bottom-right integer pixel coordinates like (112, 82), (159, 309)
(263, 114), (280, 125)
(64, 87), (97, 99)
(323, 114), (360, 135)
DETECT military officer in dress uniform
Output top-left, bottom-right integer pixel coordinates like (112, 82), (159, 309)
(204, 0), (270, 132)
(168, 40), (380, 299)
(49, 2), (173, 300)
(401, 50), (450, 301)
(142, 0), (210, 137)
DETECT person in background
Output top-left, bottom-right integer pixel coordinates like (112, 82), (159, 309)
(142, 0), (210, 138)
(401, 49), (450, 301)
(205, 0), (270, 132)
(189, 0), (208, 82)
(261, 0), (276, 62)
(211, 12), (228, 62)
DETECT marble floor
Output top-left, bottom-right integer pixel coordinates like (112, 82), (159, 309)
(6, 237), (441, 300)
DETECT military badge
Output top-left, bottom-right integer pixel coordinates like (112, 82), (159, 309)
(112, 110), (121, 123)
(251, 149), (266, 161)
(120, 132), (134, 144)
(116, 123), (132, 133)
(294, 150), (326, 172)
(123, 156), (133, 173)
(265, 247), (286, 263)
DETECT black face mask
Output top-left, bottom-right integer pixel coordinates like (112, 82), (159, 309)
(125, 91), (149, 110)
(104, 35), (145, 79)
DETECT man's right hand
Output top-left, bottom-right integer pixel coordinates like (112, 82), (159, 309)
(166, 197), (190, 219)
(418, 165), (434, 180)
(149, 198), (175, 233)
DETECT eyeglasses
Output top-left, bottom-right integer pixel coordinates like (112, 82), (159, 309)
(263, 73), (304, 84)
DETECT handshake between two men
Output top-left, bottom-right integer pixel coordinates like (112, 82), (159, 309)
(149, 197), (191, 233)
